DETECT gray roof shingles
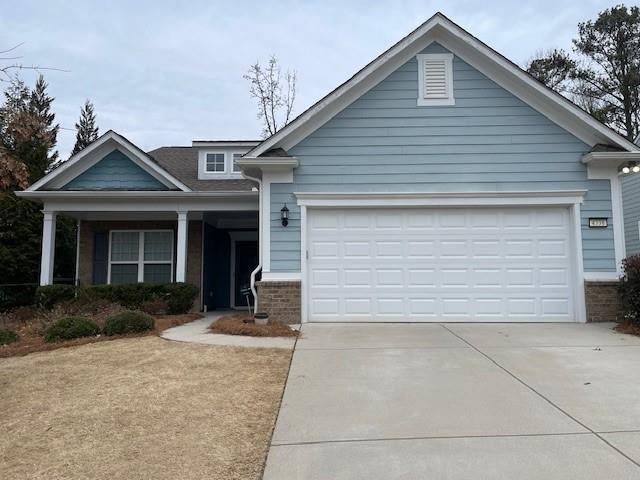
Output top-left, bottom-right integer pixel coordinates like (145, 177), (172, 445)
(147, 146), (255, 192)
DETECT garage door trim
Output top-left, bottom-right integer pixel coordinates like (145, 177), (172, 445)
(297, 191), (587, 323)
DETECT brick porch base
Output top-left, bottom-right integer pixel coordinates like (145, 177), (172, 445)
(256, 280), (301, 324)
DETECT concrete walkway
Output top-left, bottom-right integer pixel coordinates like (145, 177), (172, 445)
(263, 322), (640, 479)
(161, 312), (297, 349)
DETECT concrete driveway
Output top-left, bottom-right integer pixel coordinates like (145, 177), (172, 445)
(263, 323), (640, 479)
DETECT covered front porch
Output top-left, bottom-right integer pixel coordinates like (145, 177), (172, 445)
(26, 191), (259, 311)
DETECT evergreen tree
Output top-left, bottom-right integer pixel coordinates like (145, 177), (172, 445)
(0, 76), (75, 309)
(526, 5), (640, 140)
(71, 100), (98, 156)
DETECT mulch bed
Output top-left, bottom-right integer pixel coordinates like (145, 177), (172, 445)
(614, 322), (640, 337)
(209, 313), (299, 338)
(0, 312), (201, 358)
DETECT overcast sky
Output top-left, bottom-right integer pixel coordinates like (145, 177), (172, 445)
(1, 0), (621, 158)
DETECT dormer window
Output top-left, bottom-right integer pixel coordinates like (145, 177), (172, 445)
(197, 148), (250, 179)
(416, 53), (454, 106)
(205, 153), (226, 173)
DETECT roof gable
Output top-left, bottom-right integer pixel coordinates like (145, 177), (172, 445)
(62, 149), (168, 190)
(246, 13), (638, 157)
(27, 130), (190, 192)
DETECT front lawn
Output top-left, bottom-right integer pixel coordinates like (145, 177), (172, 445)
(0, 337), (292, 479)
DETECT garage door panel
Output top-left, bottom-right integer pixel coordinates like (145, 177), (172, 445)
(307, 207), (575, 322)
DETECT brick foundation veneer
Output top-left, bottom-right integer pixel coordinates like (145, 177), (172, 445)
(585, 281), (622, 323)
(256, 280), (301, 324)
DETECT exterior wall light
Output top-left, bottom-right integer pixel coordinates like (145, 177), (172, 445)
(621, 162), (640, 174)
(280, 204), (290, 227)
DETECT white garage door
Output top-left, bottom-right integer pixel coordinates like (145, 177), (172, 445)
(306, 207), (575, 322)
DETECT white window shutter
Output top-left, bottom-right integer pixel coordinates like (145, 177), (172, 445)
(417, 53), (455, 106)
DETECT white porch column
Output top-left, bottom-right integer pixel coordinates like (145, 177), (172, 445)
(40, 211), (57, 286)
(176, 211), (188, 283)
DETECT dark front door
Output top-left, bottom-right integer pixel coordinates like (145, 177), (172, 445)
(234, 240), (258, 307)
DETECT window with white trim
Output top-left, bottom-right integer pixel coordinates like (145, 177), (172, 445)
(416, 53), (454, 106)
(109, 230), (174, 284)
(205, 152), (226, 173)
(232, 153), (242, 172)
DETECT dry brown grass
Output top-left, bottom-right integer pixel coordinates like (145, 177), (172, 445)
(0, 313), (201, 358)
(210, 313), (299, 338)
(0, 336), (292, 480)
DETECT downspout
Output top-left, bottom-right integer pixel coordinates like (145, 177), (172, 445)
(241, 171), (262, 312)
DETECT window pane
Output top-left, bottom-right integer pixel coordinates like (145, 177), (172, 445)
(144, 231), (173, 261)
(111, 264), (138, 284)
(205, 153), (225, 172)
(143, 264), (172, 283)
(233, 153), (242, 172)
(111, 232), (139, 261)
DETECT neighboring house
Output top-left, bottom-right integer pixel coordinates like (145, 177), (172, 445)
(18, 13), (640, 323)
(622, 133), (640, 256)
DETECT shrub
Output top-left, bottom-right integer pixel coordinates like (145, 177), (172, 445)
(140, 298), (168, 315)
(619, 255), (640, 325)
(44, 316), (101, 343)
(36, 285), (76, 310)
(103, 310), (155, 336)
(0, 328), (19, 345)
(75, 283), (197, 314)
(163, 283), (198, 314)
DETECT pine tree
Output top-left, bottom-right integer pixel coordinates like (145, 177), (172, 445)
(0, 76), (75, 307)
(26, 75), (59, 180)
(71, 100), (98, 156)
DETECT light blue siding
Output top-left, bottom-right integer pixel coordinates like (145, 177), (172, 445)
(623, 174), (640, 255)
(269, 43), (615, 273)
(63, 149), (168, 190)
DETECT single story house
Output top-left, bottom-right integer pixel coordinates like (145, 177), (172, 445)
(18, 13), (640, 323)
(622, 132), (640, 256)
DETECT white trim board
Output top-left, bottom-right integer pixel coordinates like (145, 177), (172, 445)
(246, 13), (637, 158)
(260, 272), (302, 281)
(584, 272), (619, 281)
(294, 191), (587, 207)
(27, 130), (191, 192)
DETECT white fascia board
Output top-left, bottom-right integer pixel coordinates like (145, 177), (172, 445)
(27, 130), (191, 192)
(236, 157), (299, 172)
(294, 190), (587, 207)
(16, 190), (257, 199)
(246, 14), (638, 157)
(582, 151), (640, 167)
(27, 193), (258, 213)
(192, 141), (260, 148)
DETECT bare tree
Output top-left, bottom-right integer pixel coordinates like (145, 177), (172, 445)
(1, 43), (67, 82)
(244, 55), (296, 138)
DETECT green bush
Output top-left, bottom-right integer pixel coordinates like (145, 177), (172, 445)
(162, 283), (198, 314)
(76, 283), (197, 314)
(44, 316), (100, 343)
(619, 255), (640, 325)
(103, 310), (155, 336)
(36, 285), (76, 310)
(0, 328), (19, 345)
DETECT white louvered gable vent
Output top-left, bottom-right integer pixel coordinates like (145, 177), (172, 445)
(417, 53), (455, 106)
